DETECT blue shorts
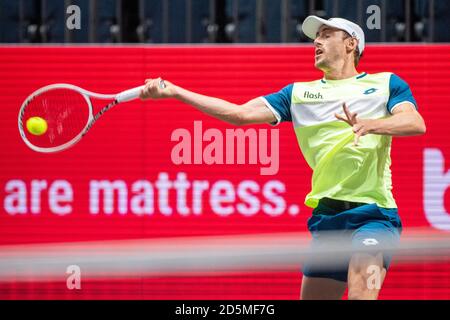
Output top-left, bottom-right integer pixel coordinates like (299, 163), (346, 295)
(302, 200), (402, 282)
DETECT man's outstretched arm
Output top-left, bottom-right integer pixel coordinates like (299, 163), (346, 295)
(139, 78), (276, 126)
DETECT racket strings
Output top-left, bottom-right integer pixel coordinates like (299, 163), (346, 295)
(21, 89), (91, 149)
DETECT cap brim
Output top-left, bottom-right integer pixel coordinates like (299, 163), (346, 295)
(302, 15), (332, 40)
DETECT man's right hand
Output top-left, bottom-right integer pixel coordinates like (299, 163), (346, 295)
(140, 78), (176, 100)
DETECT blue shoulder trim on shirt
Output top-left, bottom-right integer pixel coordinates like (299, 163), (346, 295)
(356, 72), (367, 79)
(262, 84), (293, 122)
(387, 74), (418, 113)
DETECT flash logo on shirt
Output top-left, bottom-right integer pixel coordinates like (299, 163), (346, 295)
(304, 91), (324, 99)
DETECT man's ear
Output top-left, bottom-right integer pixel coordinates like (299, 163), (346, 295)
(346, 37), (358, 53)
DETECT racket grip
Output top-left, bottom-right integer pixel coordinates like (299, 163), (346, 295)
(115, 85), (146, 103)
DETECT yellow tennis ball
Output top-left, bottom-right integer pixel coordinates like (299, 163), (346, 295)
(26, 117), (48, 136)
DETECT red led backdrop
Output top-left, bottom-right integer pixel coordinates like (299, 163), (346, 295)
(0, 45), (449, 299)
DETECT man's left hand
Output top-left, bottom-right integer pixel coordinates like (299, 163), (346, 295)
(335, 103), (377, 146)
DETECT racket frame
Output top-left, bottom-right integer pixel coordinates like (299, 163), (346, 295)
(18, 83), (144, 153)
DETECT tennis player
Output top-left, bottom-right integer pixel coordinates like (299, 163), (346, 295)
(140, 16), (426, 300)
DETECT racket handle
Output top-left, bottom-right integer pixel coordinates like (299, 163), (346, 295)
(115, 85), (145, 103)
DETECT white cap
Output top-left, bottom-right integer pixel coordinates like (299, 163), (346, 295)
(302, 16), (365, 55)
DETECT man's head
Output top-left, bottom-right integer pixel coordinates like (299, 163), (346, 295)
(302, 16), (365, 71)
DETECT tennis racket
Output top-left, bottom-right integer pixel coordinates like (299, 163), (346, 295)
(18, 80), (166, 153)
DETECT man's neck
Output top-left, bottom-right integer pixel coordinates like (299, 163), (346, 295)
(322, 61), (359, 80)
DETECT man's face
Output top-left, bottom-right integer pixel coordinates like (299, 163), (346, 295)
(313, 26), (349, 70)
